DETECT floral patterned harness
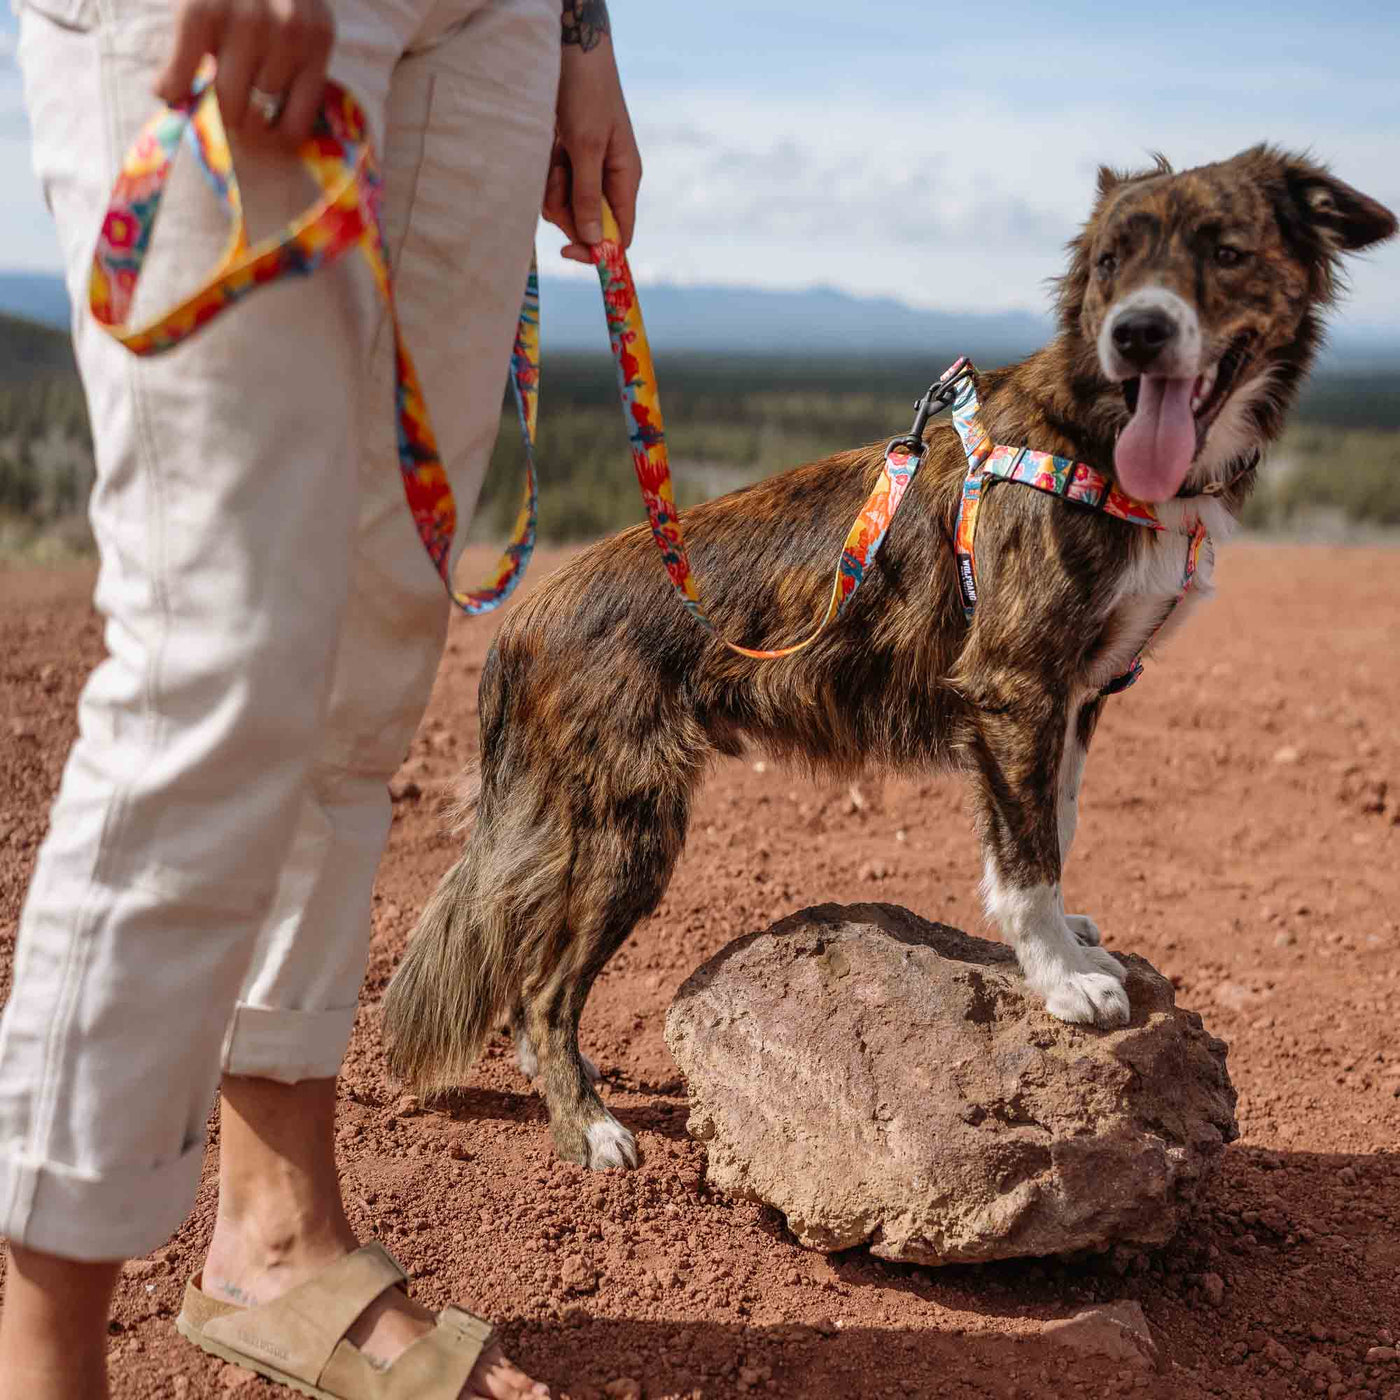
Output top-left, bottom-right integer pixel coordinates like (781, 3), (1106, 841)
(941, 358), (1209, 696)
(90, 70), (1205, 679)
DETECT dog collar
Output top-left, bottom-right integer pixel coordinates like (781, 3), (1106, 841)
(943, 360), (1208, 696)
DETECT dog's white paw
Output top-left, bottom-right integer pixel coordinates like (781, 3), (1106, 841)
(585, 1113), (638, 1170)
(1044, 963), (1131, 1027)
(1065, 913), (1102, 947)
(1081, 943), (1128, 984)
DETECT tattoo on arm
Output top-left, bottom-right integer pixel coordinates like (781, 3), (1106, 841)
(561, 0), (609, 51)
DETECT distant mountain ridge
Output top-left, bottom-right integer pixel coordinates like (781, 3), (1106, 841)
(2, 269), (1397, 366)
(0, 268), (1050, 356)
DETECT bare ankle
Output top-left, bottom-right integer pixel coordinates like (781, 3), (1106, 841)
(206, 1074), (357, 1301)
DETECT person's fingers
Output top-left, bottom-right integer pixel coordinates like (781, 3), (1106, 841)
(274, 60), (326, 149)
(541, 151), (578, 243)
(155, 0), (221, 104)
(603, 144), (641, 249)
(213, 9), (268, 131)
(565, 138), (607, 247)
(242, 45), (297, 138)
(273, 8), (333, 148)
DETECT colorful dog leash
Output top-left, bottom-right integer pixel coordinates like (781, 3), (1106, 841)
(90, 67), (930, 659)
(90, 61), (537, 614)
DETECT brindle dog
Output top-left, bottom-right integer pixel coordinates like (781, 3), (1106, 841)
(383, 146), (1395, 1169)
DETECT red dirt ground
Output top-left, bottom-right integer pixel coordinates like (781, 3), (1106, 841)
(2, 543), (1398, 1400)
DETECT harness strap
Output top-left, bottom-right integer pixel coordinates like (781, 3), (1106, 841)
(948, 362), (1208, 696)
(91, 65), (926, 661)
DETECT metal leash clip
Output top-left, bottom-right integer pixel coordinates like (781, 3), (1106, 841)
(885, 358), (974, 457)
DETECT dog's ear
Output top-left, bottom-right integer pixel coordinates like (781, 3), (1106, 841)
(1096, 165), (1124, 198)
(1284, 159), (1397, 252)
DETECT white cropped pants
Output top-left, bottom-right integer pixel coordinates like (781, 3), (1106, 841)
(0, 0), (559, 1260)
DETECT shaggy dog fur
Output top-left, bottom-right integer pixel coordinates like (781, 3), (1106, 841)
(383, 146), (1396, 1168)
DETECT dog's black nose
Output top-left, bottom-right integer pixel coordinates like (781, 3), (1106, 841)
(1111, 309), (1177, 371)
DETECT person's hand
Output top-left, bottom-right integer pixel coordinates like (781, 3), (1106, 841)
(543, 13), (642, 261)
(153, 0), (336, 151)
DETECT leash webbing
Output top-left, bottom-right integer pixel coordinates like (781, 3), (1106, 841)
(90, 68), (926, 659)
(89, 63), (537, 614)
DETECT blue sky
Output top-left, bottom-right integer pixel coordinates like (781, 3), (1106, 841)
(3, 0), (1398, 327)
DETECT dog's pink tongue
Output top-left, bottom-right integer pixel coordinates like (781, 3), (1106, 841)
(1114, 376), (1196, 502)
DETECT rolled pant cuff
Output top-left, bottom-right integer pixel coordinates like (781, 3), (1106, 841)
(220, 1002), (358, 1084)
(0, 1136), (205, 1262)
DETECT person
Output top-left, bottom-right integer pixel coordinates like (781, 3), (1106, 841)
(0, 0), (641, 1393)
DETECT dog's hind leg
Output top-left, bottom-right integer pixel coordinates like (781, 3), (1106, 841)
(520, 784), (689, 1169)
(968, 688), (1129, 1028)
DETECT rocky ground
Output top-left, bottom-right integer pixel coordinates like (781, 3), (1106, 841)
(2, 542), (1398, 1400)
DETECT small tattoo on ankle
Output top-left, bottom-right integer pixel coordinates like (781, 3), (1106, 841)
(211, 1278), (257, 1307)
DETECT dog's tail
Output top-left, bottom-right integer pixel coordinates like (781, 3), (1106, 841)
(381, 768), (572, 1095)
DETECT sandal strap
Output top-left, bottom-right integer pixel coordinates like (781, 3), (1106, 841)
(319, 1305), (496, 1399)
(201, 1242), (407, 1386)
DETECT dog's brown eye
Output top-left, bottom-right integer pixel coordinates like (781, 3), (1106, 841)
(1215, 245), (1248, 267)
(1096, 251), (1117, 276)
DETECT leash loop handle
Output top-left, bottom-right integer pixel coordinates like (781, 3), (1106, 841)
(89, 59), (538, 616)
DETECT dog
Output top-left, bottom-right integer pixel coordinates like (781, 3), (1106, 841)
(383, 145), (1396, 1169)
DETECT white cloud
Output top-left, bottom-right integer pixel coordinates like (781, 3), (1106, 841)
(537, 82), (1399, 328)
(5, 17), (1398, 334)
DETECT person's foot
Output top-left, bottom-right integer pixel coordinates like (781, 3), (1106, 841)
(201, 1221), (547, 1399)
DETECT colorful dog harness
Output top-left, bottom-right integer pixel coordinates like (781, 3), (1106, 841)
(943, 358), (1208, 695)
(90, 66), (930, 661)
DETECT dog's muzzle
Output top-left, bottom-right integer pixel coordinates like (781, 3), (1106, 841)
(1098, 287), (1202, 383)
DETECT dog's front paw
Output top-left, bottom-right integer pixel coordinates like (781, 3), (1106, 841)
(1043, 960), (1131, 1027)
(1064, 913), (1102, 947)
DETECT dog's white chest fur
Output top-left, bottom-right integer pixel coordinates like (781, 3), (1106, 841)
(1089, 497), (1235, 689)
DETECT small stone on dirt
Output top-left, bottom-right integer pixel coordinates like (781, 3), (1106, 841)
(603, 1379), (643, 1399)
(1201, 1270), (1226, 1306)
(665, 903), (1238, 1264)
(1041, 1301), (1158, 1370)
(219, 1363), (258, 1390)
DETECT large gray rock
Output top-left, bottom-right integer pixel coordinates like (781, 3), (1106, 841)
(664, 902), (1237, 1265)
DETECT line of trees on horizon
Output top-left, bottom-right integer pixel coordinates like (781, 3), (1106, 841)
(3, 351), (1400, 560)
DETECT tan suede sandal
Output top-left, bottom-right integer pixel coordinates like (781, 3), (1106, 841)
(175, 1242), (498, 1399)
